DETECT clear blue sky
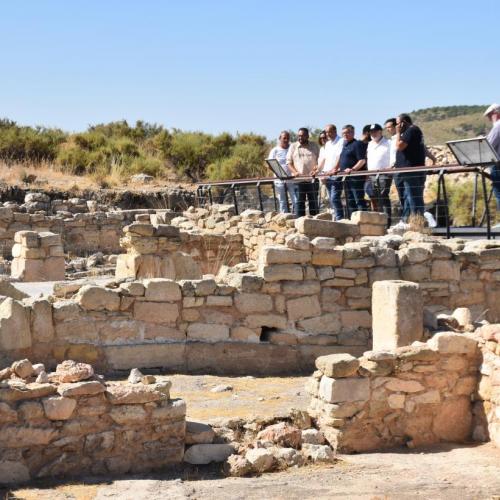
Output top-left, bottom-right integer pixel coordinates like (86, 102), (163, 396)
(1, 0), (498, 139)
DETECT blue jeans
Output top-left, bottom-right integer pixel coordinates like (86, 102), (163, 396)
(345, 176), (368, 216)
(491, 165), (500, 210)
(326, 176), (345, 220)
(274, 180), (297, 213)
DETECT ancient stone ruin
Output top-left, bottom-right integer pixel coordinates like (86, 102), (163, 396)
(0, 200), (499, 487)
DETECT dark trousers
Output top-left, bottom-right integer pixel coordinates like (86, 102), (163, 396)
(399, 172), (425, 220)
(295, 181), (319, 217)
(345, 176), (368, 216)
(491, 165), (500, 210)
(366, 175), (393, 226)
(394, 173), (406, 218)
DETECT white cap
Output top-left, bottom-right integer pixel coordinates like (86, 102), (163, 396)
(484, 103), (500, 116)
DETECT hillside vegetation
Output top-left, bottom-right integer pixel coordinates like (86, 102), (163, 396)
(0, 119), (269, 184)
(411, 105), (489, 145)
(0, 106), (492, 184)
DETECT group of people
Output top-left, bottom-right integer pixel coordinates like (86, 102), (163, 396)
(268, 105), (500, 226)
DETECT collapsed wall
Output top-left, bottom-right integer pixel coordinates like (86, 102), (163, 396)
(0, 359), (185, 484)
(0, 207), (173, 257)
(307, 328), (500, 452)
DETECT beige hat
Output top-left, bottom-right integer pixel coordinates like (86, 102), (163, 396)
(484, 103), (500, 116)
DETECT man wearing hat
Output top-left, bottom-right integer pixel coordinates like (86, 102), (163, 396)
(485, 103), (500, 210)
(366, 124), (392, 226)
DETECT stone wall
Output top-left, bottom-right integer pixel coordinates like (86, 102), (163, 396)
(0, 207), (169, 258)
(0, 232), (499, 375)
(307, 332), (482, 452)
(11, 231), (65, 281)
(116, 221), (245, 279)
(0, 359), (185, 484)
(472, 324), (500, 447)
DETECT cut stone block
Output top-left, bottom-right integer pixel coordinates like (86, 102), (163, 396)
(372, 280), (423, 351)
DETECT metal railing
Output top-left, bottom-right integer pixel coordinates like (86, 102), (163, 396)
(196, 164), (497, 239)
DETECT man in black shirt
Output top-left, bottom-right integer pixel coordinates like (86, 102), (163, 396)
(332, 125), (368, 219)
(395, 113), (426, 220)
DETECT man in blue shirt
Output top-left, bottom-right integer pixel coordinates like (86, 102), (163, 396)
(395, 113), (426, 220)
(330, 125), (368, 219)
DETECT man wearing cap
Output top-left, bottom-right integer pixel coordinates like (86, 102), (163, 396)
(485, 103), (500, 210)
(286, 127), (320, 217)
(366, 124), (392, 226)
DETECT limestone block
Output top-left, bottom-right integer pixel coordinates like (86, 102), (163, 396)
(351, 211), (387, 226)
(104, 343), (186, 371)
(315, 353), (359, 378)
(296, 315), (340, 336)
(246, 314), (287, 329)
(372, 280), (423, 351)
(109, 405), (147, 425)
(295, 217), (359, 239)
(14, 230), (39, 247)
(53, 360), (94, 383)
(39, 231), (62, 247)
(358, 224), (386, 236)
(287, 295), (321, 322)
(285, 234), (311, 250)
(385, 379), (425, 393)
(186, 421), (215, 445)
(11, 258), (44, 281)
(427, 332), (478, 355)
(319, 376), (370, 403)
(262, 264), (303, 282)
(245, 448), (275, 472)
(0, 298), (31, 350)
(144, 278), (182, 302)
(28, 298), (54, 343)
(57, 381), (106, 397)
(206, 296), (233, 307)
(105, 383), (166, 404)
(43, 396), (77, 420)
(340, 310), (372, 329)
(261, 246), (311, 265)
(401, 264), (430, 282)
(311, 249), (343, 266)
(187, 323), (230, 341)
(234, 293), (273, 314)
(230, 326), (260, 343)
(134, 301), (179, 324)
(431, 259), (460, 281)
(119, 281), (145, 296)
(76, 285), (120, 312)
(282, 280), (321, 296)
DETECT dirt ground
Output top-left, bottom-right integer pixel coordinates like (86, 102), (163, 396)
(5, 375), (500, 500)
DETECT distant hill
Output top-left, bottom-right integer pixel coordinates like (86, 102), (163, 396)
(409, 105), (490, 145)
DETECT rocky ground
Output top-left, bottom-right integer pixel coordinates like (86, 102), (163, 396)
(6, 443), (500, 499)
(4, 374), (500, 500)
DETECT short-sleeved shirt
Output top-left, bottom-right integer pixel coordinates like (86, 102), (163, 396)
(268, 146), (290, 176)
(338, 139), (367, 171)
(487, 120), (500, 158)
(367, 137), (391, 170)
(286, 141), (319, 176)
(318, 136), (343, 173)
(389, 135), (397, 166)
(395, 125), (426, 167)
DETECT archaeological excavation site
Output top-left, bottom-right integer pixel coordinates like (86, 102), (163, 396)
(0, 191), (499, 496)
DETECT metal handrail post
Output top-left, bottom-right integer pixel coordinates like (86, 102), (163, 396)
(480, 170), (491, 239)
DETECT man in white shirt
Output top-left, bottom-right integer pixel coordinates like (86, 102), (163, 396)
(366, 123), (392, 226)
(484, 103), (500, 212)
(316, 124), (344, 216)
(268, 131), (297, 213)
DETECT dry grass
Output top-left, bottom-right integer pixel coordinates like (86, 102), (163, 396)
(8, 484), (98, 500)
